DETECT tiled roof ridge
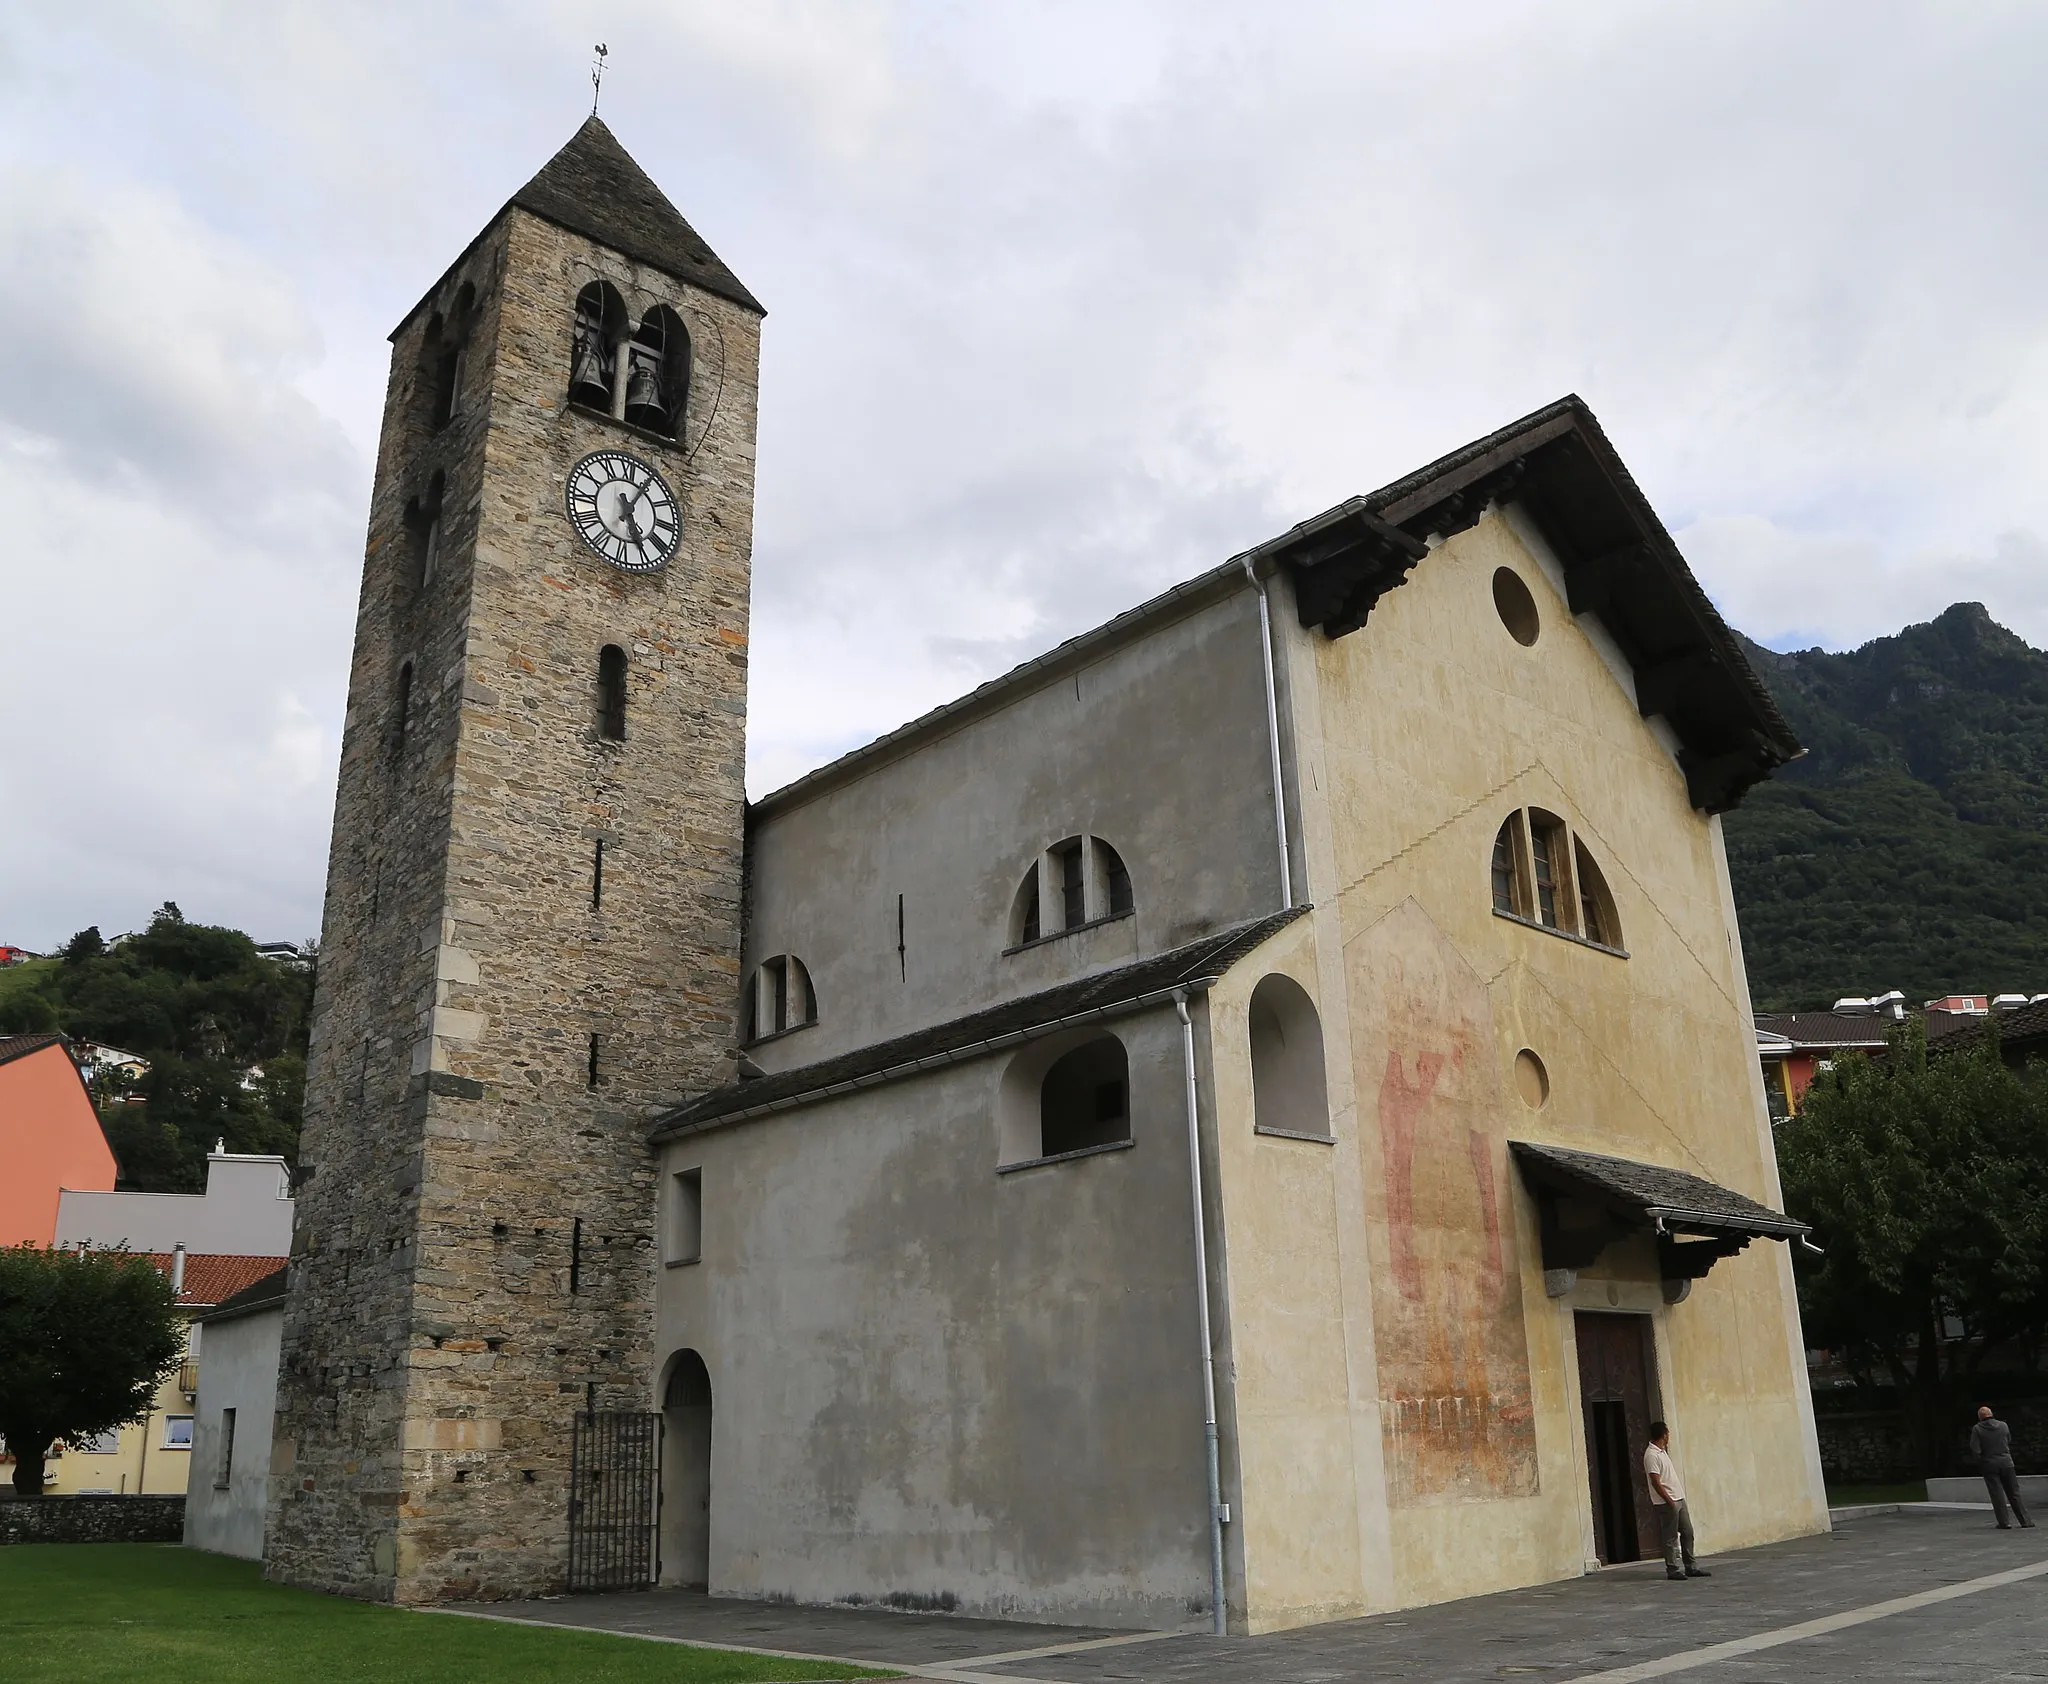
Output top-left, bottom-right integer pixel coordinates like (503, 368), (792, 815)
(650, 904), (1311, 1139)
(129, 1251), (293, 1307)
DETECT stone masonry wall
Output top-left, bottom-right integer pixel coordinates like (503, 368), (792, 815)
(268, 203), (758, 1604)
(0, 1495), (186, 1545)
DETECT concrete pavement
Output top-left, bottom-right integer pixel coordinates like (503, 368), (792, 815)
(462, 1508), (2048, 1682)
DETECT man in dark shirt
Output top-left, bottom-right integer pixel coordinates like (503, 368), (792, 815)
(1971, 1406), (2034, 1529)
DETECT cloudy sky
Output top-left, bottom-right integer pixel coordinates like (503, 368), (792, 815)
(4, 1), (2046, 951)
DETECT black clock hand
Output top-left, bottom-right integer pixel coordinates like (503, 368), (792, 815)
(616, 489), (645, 543)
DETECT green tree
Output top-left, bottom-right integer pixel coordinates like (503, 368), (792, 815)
(1778, 1022), (2048, 1465)
(0, 1247), (182, 1497)
(40, 906), (315, 1192)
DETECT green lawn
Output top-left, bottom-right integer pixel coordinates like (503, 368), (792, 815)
(1825, 1480), (1928, 1507)
(0, 1546), (894, 1684)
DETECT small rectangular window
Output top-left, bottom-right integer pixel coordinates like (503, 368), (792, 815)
(596, 645), (628, 741)
(215, 1408), (237, 1490)
(592, 838), (605, 911)
(1103, 847), (1133, 917)
(586, 1033), (601, 1089)
(163, 1415), (194, 1450)
(1491, 814), (1527, 916)
(669, 1168), (702, 1265)
(764, 956), (789, 1035)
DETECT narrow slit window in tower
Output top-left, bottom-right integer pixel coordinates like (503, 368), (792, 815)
(596, 645), (628, 741)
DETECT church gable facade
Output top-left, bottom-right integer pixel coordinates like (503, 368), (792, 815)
(274, 120), (1826, 1630)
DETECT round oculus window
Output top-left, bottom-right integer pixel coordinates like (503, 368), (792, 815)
(1493, 567), (1540, 646)
(1514, 1048), (1550, 1109)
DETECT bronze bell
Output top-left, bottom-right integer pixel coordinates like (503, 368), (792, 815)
(570, 322), (612, 408)
(624, 350), (667, 431)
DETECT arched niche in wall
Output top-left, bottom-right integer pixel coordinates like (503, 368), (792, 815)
(1248, 973), (1330, 1140)
(996, 1028), (1132, 1167)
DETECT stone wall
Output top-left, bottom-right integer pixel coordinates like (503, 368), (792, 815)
(0, 1495), (185, 1545)
(267, 192), (758, 1606)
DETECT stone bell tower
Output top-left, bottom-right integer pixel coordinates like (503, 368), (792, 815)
(266, 119), (761, 1603)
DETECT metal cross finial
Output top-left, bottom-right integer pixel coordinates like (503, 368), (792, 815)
(591, 43), (609, 115)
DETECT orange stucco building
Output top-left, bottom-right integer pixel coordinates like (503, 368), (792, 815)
(0, 1032), (115, 1245)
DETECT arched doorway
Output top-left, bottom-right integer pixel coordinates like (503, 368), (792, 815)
(660, 1350), (712, 1588)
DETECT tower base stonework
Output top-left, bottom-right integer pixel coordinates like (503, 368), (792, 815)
(265, 118), (761, 1601)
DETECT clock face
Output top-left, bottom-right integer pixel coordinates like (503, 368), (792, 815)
(565, 450), (680, 573)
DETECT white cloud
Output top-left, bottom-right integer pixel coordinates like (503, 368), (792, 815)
(4, 1), (2048, 948)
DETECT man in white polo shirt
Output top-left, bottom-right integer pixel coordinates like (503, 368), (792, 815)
(1645, 1421), (1710, 1581)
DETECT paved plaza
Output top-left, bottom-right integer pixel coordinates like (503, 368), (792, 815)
(462, 1508), (2048, 1682)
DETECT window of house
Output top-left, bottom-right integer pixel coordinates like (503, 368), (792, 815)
(1056, 838), (1086, 930)
(215, 1408), (237, 1490)
(1248, 974), (1331, 1140)
(1528, 811), (1569, 929)
(1013, 868), (1042, 945)
(1575, 840), (1618, 948)
(668, 1168), (702, 1265)
(1007, 835), (1136, 950)
(1489, 807), (1624, 953)
(1490, 814), (1527, 917)
(1098, 839), (1134, 917)
(163, 1416), (194, 1450)
(68, 1429), (120, 1456)
(596, 644), (628, 741)
(743, 954), (816, 1042)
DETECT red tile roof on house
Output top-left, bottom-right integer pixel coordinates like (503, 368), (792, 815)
(0, 1031), (69, 1069)
(139, 1253), (293, 1308)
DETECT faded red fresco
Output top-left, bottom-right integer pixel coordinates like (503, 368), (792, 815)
(1351, 901), (1538, 1506)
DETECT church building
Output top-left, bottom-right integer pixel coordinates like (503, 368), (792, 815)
(267, 117), (1829, 1631)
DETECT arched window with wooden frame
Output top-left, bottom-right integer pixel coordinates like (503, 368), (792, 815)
(1006, 833), (1137, 951)
(742, 953), (817, 1044)
(1489, 806), (1624, 954)
(404, 470), (447, 593)
(421, 281), (476, 433)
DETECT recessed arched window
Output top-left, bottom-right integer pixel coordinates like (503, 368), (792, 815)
(569, 280), (628, 414)
(421, 281), (476, 432)
(1007, 834), (1136, 950)
(997, 1031), (1132, 1165)
(1489, 807), (1624, 952)
(1248, 973), (1330, 1140)
(404, 470), (447, 592)
(596, 644), (628, 741)
(625, 305), (691, 437)
(743, 954), (816, 1043)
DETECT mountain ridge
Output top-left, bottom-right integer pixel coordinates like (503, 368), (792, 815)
(1723, 602), (2048, 1011)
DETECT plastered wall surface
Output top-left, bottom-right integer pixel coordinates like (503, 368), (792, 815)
(743, 586), (1279, 1069)
(269, 205), (758, 1603)
(1207, 510), (1824, 1628)
(186, 1306), (284, 1561)
(654, 1007), (1218, 1629)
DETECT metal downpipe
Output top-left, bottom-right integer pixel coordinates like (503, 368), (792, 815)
(1175, 988), (1228, 1635)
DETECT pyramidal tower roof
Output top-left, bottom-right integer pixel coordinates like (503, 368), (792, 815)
(509, 117), (762, 314)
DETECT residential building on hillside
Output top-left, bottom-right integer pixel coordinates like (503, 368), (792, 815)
(0, 1031), (114, 1246)
(1752, 1013), (1891, 1119)
(270, 117), (1823, 1630)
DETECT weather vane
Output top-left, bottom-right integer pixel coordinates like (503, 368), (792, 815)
(591, 43), (609, 116)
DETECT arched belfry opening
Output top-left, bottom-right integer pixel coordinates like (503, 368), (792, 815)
(626, 305), (690, 436)
(569, 280), (629, 415)
(660, 1350), (713, 1588)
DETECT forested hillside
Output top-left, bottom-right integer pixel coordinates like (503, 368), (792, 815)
(0, 906), (311, 1193)
(1724, 603), (2048, 1011)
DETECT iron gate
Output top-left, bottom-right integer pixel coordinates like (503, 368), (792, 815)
(567, 1410), (661, 1592)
